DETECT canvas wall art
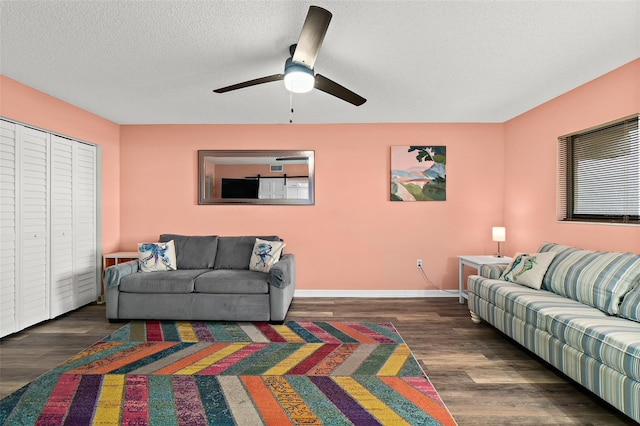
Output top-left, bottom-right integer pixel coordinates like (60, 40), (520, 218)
(391, 146), (446, 201)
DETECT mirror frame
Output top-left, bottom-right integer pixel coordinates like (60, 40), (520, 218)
(198, 150), (315, 205)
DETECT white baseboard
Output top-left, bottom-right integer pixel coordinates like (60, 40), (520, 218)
(293, 289), (459, 298)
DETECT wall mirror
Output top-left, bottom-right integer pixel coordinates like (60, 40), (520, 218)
(198, 150), (315, 205)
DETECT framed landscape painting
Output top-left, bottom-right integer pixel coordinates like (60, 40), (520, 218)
(391, 146), (446, 201)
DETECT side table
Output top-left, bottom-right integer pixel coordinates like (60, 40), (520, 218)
(458, 255), (512, 304)
(99, 251), (139, 304)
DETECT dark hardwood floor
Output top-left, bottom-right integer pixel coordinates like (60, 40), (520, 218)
(0, 298), (635, 425)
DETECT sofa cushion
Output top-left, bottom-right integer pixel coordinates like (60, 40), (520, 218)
(160, 234), (219, 269)
(468, 275), (603, 331)
(619, 284), (640, 323)
(119, 269), (209, 293)
(538, 242), (640, 315)
(249, 238), (286, 272)
(213, 236), (281, 270)
(500, 252), (556, 289)
(538, 242), (580, 290)
(546, 312), (640, 382)
(138, 241), (177, 272)
(194, 270), (269, 294)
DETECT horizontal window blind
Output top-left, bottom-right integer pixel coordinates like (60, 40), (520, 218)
(558, 115), (639, 224)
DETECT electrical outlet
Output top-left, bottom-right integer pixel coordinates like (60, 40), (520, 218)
(417, 259), (423, 269)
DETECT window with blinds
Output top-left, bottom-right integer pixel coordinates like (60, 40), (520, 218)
(557, 114), (639, 224)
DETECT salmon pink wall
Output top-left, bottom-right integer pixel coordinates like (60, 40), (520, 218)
(119, 123), (504, 291)
(5, 57), (637, 293)
(503, 59), (640, 255)
(0, 75), (121, 252)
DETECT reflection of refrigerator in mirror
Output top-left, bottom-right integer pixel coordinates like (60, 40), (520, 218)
(286, 179), (309, 199)
(258, 177), (309, 199)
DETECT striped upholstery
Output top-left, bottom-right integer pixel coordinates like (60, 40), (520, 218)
(538, 242), (640, 315)
(468, 244), (640, 423)
(478, 264), (506, 279)
(469, 288), (640, 422)
(543, 335), (640, 422)
(620, 284), (640, 323)
(468, 276), (608, 331)
(546, 313), (640, 381)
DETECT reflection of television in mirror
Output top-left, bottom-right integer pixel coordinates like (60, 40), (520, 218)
(221, 178), (259, 199)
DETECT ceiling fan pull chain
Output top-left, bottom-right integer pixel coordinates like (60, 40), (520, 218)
(289, 92), (294, 124)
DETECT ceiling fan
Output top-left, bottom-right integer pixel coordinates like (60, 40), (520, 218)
(213, 6), (366, 106)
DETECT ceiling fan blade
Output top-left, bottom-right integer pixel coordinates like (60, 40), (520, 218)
(314, 74), (366, 106)
(276, 156), (309, 161)
(292, 6), (332, 69)
(213, 74), (284, 93)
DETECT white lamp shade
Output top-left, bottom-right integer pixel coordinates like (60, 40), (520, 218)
(492, 227), (506, 242)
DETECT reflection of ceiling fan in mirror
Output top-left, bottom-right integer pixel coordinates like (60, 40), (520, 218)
(213, 6), (366, 106)
(276, 156), (309, 162)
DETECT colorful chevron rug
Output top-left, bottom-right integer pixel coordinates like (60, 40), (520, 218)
(0, 320), (457, 425)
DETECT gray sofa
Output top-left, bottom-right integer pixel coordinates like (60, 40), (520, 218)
(467, 242), (640, 423)
(104, 234), (295, 323)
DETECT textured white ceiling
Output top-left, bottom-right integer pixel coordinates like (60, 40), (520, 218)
(1, 1), (638, 124)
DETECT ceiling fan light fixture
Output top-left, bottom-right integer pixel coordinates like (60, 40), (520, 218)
(284, 59), (315, 93)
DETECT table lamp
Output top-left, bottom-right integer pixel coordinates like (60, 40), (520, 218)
(492, 227), (506, 258)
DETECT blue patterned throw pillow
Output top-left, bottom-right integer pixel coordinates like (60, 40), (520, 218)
(138, 240), (177, 272)
(249, 238), (286, 273)
(500, 252), (556, 290)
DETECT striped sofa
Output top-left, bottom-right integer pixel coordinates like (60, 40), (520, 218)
(467, 242), (640, 423)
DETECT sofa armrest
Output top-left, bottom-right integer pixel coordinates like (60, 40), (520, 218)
(268, 254), (295, 289)
(268, 254), (296, 322)
(479, 264), (507, 279)
(104, 260), (139, 289)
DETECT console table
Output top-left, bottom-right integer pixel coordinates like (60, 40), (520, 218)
(458, 255), (512, 304)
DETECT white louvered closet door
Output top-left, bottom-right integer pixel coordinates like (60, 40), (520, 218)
(50, 136), (75, 317)
(73, 142), (97, 306)
(0, 119), (97, 337)
(50, 136), (98, 316)
(18, 125), (50, 331)
(0, 121), (18, 337)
